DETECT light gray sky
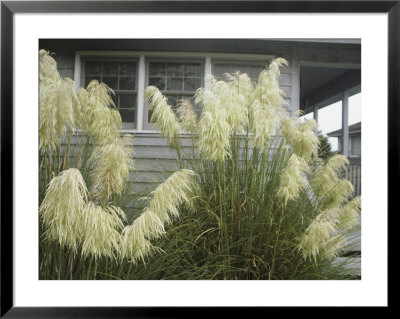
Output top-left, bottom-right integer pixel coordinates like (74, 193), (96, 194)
(301, 93), (361, 151)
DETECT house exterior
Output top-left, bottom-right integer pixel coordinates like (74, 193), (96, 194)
(39, 38), (361, 210)
(328, 121), (361, 158)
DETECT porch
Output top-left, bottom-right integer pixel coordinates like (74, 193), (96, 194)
(299, 58), (361, 197)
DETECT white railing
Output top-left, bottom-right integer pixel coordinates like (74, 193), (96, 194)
(344, 158), (361, 197)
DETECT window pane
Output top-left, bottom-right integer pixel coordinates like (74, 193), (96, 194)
(84, 59), (137, 126)
(167, 63), (184, 76)
(213, 62), (263, 82)
(119, 93), (136, 108)
(120, 62), (136, 75)
(149, 62), (166, 76)
(184, 78), (201, 91)
(102, 76), (118, 89)
(85, 62), (102, 75)
(149, 76), (166, 90)
(103, 62), (119, 75)
(165, 94), (194, 110)
(119, 108), (136, 123)
(212, 65), (228, 80)
(184, 64), (201, 77)
(165, 95), (178, 107)
(119, 76), (135, 90)
(166, 77), (183, 91)
(147, 60), (203, 126)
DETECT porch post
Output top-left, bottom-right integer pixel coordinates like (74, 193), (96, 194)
(313, 105), (318, 124)
(341, 91), (349, 157)
(136, 54), (145, 132)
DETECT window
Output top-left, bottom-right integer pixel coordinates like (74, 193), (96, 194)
(145, 59), (204, 128)
(83, 59), (138, 129)
(212, 61), (266, 83)
(349, 135), (361, 157)
(78, 54), (275, 132)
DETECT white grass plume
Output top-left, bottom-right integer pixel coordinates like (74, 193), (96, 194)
(80, 202), (125, 260)
(254, 58), (288, 111)
(39, 77), (78, 153)
(277, 154), (310, 205)
(144, 86), (181, 144)
(119, 224), (155, 264)
(82, 80), (121, 145)
(39, 50), (83, 153)
(224, 72), (255, 109)
(248, 58), (289, 149)
(298, 208), (341, 261)
(211, 75), (249, 131)
(310, 155), (353, 208)
(39, 168), (88, 250)
(249, 99), (280, 149)
(119, 208), (165, 264)
(282, 117), (319, 161)
(337, 196), (361, 230)
(90, 135), (135, 203)
(196, 88), (231, 161)
(148, 169), (197, 224)
(39, 49), (60, 86)
(119, 169), (196, 263)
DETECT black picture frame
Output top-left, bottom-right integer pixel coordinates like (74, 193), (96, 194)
(1, 1), (397, 317)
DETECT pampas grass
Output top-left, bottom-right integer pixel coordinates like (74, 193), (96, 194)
(39, 51), (196, 279)
(136, 57), (361, 280)
(39, 52), (361, 280)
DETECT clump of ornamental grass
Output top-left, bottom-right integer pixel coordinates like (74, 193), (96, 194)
(39, 51), (361, 280)
(39, 50), (197, 279)
(134, 57), (361, 280)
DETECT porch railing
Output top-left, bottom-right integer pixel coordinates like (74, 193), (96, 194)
(344, 157), (361, 197)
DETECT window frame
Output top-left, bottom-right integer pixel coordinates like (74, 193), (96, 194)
(144, 57), (205, 131)
(75, 51), (275, 133)
(80, 56), (139, 130)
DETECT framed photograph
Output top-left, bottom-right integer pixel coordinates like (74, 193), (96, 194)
(1, 0), (397, 317)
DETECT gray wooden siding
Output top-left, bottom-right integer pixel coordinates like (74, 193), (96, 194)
(53, 54), (75, 79)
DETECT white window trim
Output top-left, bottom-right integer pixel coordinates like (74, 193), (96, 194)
(74, 50), (275, 133)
